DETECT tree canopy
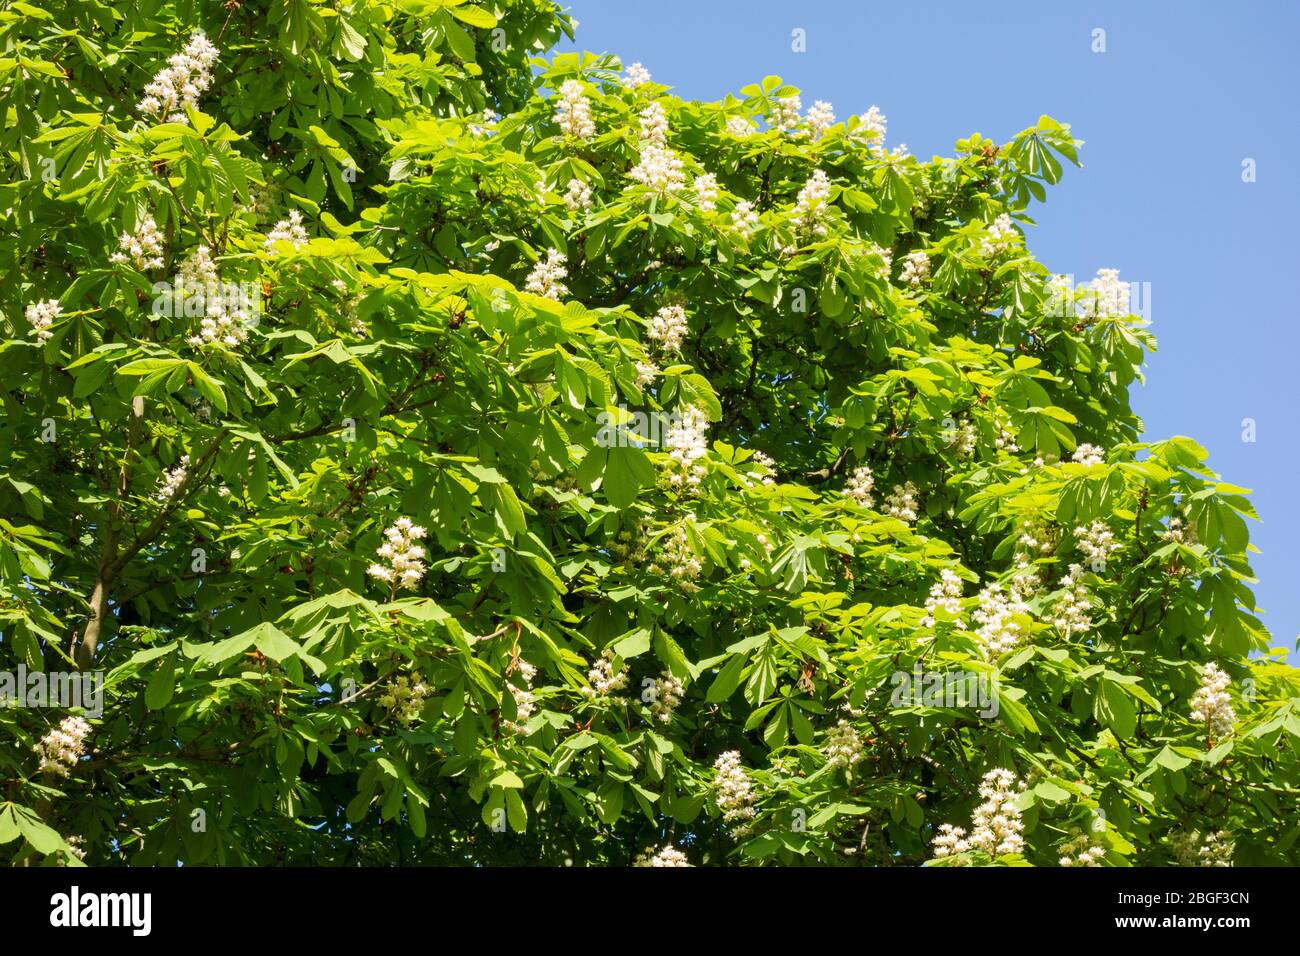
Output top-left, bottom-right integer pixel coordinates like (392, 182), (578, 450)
(2, 0), (1297, 867)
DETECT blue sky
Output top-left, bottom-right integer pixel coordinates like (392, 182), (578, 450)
(558, 0), (1300, 660)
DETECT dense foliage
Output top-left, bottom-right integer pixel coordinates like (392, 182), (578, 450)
(2, 0), (1297, 867)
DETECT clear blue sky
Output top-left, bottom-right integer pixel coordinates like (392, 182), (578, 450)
(558, 0), (1300, 660)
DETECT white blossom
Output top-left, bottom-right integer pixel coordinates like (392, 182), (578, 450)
(634, 360), (659, 389)
(1075, 519), (1118, 570)
(554, 79), (595, 140)
(367, 517), (427, 592)
(524, 248), (568, 300)
(25, 299), (60, 344)
(36, 716), (92, 778)
(693, 173), (719, 212)
(1171, 828), (1234, 867)
(792, 169), (832, 237)
(622, 62), (652, 88)
(1059, 830), (1106, 867)
(972, 582), (1030, 659)
(650, 520), (703, 590)
(1190, 662), (1236, 738)
(713, 750), (755, 823)
(1080, 268), (1131, 318)
(806, 100), (835, 139)
(634, 844), (691, 866)
(628, 143), (685, 194)
(1051, 563), (1093, 637)
(583, 650), (629, 698)
(648, 670), (685, 721)
(109, 216), (166, 270)
(725, 115), (754, 137)
(731, 199), (759, 238)
(137, 31), (219, 123)
(854, 105), (887, 150)
(768, 94), (802, 134)
(899, 250), (930, 288)
(265, 209), (308, 252)
(885, 481), (919, 523)
(639, 101), (668, 145)
(823, 719), (864, 770)
(978, 213), (1018, 256)
(647, 304), (689, 353)
(564, 177), (593, 213)
(932, 768), (1026, 859)
(376, 675), (432, 726)
(662, 407), (710, 495)
(922, 568), (965, 628)
(155, 455), (190, 501)
(843, 465), (875, 507)
(1071, 443), (1106, 467)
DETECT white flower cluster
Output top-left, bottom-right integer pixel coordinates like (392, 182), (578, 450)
(366, 517), (427, 591)
(843, 465), (875, 507)
(899, 250), (930, 288)
(693, 173), (719, 212)
(377, 675), (432, 726)
(854, 105), (887, 150)
(792, 169), (832, 238)
(1190, 662), (1235, 738)
(713, 750), (756, 823)
(922, 568), (965, 628)
(583, 650), (629, 698)
(265, 210), (308, 253)
(1081, 268), (1131, 318)
(109, 215), (166, 271)
(505, 659), (537, 734)
(634, 844), (691, 866)
(1162, 515), (1195, 544)
(995, 421), (1020, 453)
(180, 246), (255, 349)
(623, 62), (652, 88)
(137, 30), (219, 123)
(725, 115), (754, 138)
(155, 455), (190, 501)
(1071, 443), (1106, 467)
(36, 716), (92, 778)
(648, 670), (685, 722)
(978, 213), (1018, 256)
(932, 768), (1025, 859)
(564, 178), (592, 213)
(525, 248), (568, 300)
(652, 522), (704, 591)
(1050, 563), (1093, 637)
(1075, 519), (1118, 570)
(662, 407), (709, 493)
(823, 719), (864, 771)
(628, 142), (685, 194)
(947, 419), (976, 458)
(647, 304), (688, 353)
(732, 199), (759, 238)
(806, 100), (835, 139)
(768, 94), (802, 134)
(750, 450), (777, 485)
(634, 360), (659, 389)
(1171, 829), (1234, 867)
(555, 79), (596, 139)
(885, 481), (919, 523)
(972, 582), (1030, 658)
(25, 299), (60, 344)
(639, 102), (668, 145)
(1059, 830), (1106, 867)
